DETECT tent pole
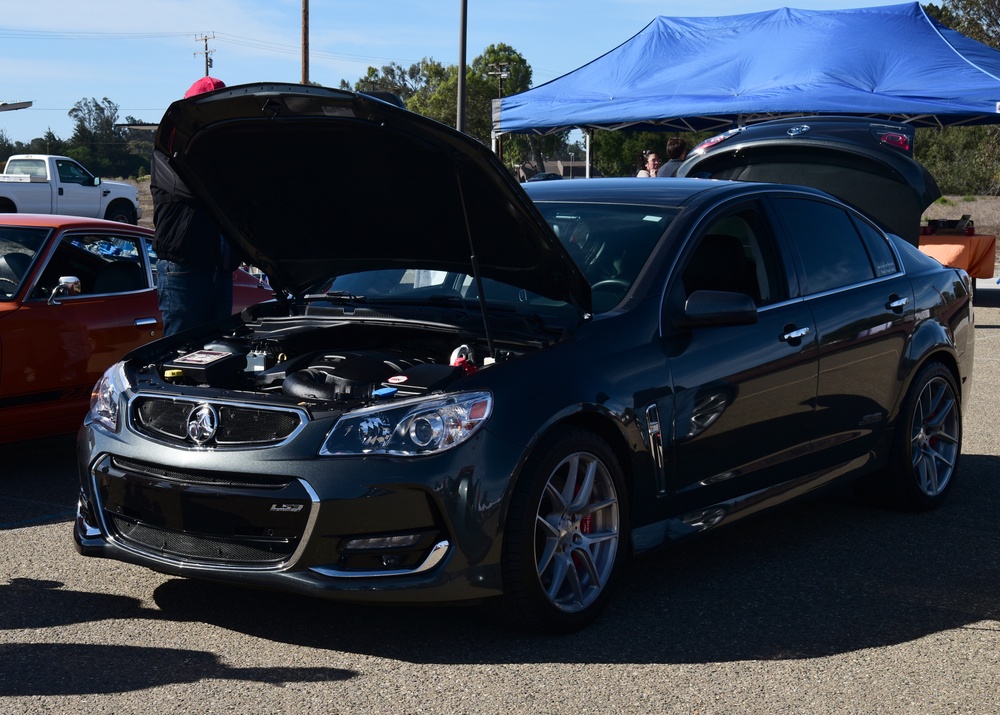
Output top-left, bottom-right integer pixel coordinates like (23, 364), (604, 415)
(585, 130), (591, 178)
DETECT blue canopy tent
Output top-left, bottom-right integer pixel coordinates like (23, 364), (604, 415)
(493, 2), (1000, 142)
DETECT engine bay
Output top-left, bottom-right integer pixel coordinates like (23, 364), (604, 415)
(152, 315), (527, 407)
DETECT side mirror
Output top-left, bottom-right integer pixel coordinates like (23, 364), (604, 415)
(680, 289), (758, 326)
(48, 276), (81, 305)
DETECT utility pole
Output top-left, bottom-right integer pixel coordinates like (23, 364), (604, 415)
(302, 0), (309, 85)
(194, 34), (216, 77)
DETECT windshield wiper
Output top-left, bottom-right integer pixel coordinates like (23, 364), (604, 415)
(304, 290), (367, 302)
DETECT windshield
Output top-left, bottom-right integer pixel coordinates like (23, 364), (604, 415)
(0, 226), (49, 300)
(310, 268), (580, 321)
(535, 201), (678, 312)
(308, 203), (678, 317)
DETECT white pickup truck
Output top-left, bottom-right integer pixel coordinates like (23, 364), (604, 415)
(0, 154), (141, 224)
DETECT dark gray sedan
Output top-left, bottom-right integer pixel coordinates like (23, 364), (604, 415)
(74, 85), (973, 632)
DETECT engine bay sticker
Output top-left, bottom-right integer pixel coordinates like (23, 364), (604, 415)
(171, 350), (231, 365)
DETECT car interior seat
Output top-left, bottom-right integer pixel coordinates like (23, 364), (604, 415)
(682, 233), (760, 302)
(93, 260), (144, 294)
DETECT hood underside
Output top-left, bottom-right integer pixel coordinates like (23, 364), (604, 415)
(155, 83), (591, 311)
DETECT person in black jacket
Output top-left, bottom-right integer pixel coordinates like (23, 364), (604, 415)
(151, 76), (239, 336)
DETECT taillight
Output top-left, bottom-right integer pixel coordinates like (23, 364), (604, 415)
(691, 127), (742, 155)
(878, 131), (911, 152)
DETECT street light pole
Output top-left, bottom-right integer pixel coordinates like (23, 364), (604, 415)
(457, 0), (467, 133)
(488, 62), (509, 162)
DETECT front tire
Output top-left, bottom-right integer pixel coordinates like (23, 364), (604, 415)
(501, 427), (628, 632)
(105, 201), (138, 225)
(887, 362), (962, 510)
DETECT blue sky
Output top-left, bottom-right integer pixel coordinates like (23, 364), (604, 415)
(1, 0), (907, 145)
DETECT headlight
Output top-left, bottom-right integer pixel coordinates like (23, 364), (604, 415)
(321, 391), (492, 456)
(90, 363), (127, 433)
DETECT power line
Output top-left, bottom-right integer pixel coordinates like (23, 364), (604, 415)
(0, 26), (422, 68)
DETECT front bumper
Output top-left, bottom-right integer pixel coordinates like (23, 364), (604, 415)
(73, 420), (522, 604)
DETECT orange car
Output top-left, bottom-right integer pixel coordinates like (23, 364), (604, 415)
(0, 214), (271, 442)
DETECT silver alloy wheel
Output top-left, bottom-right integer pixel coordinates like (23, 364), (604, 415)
(910, 375), (960, 497)
(533, 450), (620, 613)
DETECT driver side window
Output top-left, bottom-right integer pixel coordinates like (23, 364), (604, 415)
(680, 207), (787, 307)
(33, 232), (150, 299)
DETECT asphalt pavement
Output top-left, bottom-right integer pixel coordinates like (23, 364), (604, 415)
(0, 285), (998, 714)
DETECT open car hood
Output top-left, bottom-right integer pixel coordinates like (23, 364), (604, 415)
(677, 116), (941, 245)
(155, 83), (591, 311)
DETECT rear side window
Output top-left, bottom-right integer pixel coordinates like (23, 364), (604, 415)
(854, 217), (899, 277)
(773, 198), (876, 294)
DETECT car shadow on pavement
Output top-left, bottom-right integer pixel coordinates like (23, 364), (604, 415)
(0, 643), (355, 696)
(139, 453), (999, 665)
(0, 434), (78, 530)
(0, 578), (356, 696)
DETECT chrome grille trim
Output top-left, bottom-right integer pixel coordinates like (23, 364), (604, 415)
(127, 394), (308, 449)
(309, 540), (451, 579)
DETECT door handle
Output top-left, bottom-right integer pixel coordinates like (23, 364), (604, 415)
(134, 317), (157, 328)
(886, 295), (909, 313)
(781, 325), (811, 343)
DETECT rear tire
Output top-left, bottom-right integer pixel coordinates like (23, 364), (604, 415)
(884, 362), (962, 510)
(501, 426), (628, 632)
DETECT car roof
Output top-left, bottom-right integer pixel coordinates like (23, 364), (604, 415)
(0, 214), (153, 234)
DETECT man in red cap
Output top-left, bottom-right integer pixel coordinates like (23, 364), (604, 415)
(184, 76), (226, 98)
(150, 77), (239, 335)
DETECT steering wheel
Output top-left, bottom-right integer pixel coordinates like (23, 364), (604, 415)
(591, 279), (630, 293)
(0, 276), (19, 289)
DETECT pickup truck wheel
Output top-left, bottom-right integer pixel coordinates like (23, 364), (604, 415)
(105, 201), (137, 225)
(0, 199), (15, 213)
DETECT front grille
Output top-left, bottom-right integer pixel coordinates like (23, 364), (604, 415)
(94, 454), (312, 568)
(110, 515), (295, 564)
(111, 456), (291, 488)
(131, 396), (304, 447)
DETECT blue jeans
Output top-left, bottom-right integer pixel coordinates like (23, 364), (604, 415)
(156, 259), (233, 336)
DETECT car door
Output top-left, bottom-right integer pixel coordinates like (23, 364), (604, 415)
(53, 158), (102, 218)
(769, 195), (913, 468)
(0, 228), (161, 438)
(657, 200), (820, 515)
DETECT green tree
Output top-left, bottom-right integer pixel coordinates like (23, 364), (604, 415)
(352, 62), (424, 101)
(916, 125), (1000, 193)
(67, 97), (145, 178)
(0, 128), (12, 163)
(942, 0), (1000, 45)
(923, 3), (959, 26)
(909, 2), (1000, 193)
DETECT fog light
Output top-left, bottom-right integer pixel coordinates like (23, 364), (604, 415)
(341, 534), (421, 551)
